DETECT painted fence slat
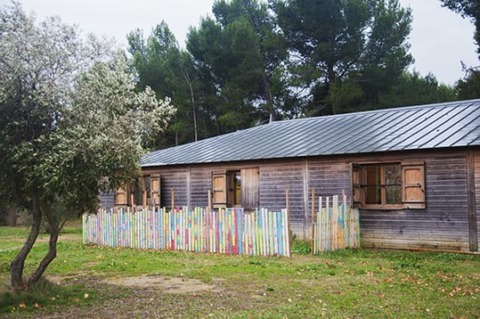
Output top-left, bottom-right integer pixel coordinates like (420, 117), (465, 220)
(312, 195), (360, 254)
(83, 207), (290, 257)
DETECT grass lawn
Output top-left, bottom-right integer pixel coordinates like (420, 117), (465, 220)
(0, 226), (479, 318)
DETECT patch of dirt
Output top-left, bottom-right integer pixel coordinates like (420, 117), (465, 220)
(104, 275), (220, 294)
(46, 273), (87, 285)
(35, 233), (80, 243)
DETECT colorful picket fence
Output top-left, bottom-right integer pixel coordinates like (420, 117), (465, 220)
(312, 194), (360, 253)
(83, 207), (291, 257)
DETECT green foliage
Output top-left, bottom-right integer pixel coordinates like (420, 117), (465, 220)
(291, 239), (311, 254)
(455, 65), (480, 99)
(273, 0), (414, 115)
(332, 71), (457, 113)
(186, 0), (290, 131)
(0, 2), (173, 217)
(128, 22), (205, 147)
(127, 0), (461, 141)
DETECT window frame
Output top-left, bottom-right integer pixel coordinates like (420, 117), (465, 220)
(114, 174), (160, 208)
(352, 161), (425, 210)
(211, 168), (259, 210)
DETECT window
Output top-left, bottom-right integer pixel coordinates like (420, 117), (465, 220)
(212, 168), (259, 209)
(230, 171), (242, 207)
(114, 174), (160, 208)
(131, 177), (145, 206)
(352, 161), (425, 209)
(150, 174), (161, 206)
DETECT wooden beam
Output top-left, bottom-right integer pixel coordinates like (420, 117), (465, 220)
(466, 150), (478, 252)
(311, 186), (315, 254)
(286, 189), (291, 257)
(207, 189), (212, 212)
(303, 158), (309, 239)
(187, 168), (191, 209)
(142, 176), (147, 208)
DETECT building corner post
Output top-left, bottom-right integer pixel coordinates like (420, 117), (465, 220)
(466, 150), (478, 252)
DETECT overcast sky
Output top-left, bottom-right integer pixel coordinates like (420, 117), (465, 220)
(4, 0), (478, 85)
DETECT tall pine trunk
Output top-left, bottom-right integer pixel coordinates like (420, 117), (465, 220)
(188, 80), (198, 142)
(263, 76), (274, 123)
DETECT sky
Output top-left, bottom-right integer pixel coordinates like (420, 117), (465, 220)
(3, 0), (478, 85)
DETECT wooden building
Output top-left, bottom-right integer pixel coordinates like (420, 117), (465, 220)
(106, 100), (480, 253)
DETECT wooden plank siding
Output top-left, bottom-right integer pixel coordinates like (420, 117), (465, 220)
(308, 160), (351, 205)
(189, 169), (211, 208)
(138, 148), (478, 252)
(156, 169), (188, 210)
(259, 162), (306, 237)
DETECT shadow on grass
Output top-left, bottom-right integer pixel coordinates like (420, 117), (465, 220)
(0, 276), (93, 316)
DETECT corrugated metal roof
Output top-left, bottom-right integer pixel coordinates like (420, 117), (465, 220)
(142, 99), (480, 167)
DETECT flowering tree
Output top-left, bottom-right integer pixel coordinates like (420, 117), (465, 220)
(0, 2), (175, 291)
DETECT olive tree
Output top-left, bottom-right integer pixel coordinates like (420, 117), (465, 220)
(0, 2), (175, 291)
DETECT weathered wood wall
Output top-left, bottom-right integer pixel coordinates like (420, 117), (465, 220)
(140, 148), (478, 252)
(157, 169), (188, 210)
(259, 161), (306, 238)
(189, 169), (210, 208)
(357, 150), (476, 252)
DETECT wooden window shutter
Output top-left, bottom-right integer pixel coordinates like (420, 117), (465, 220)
(402, 161), (425, 209)
(151, 174), (161, 207)
(115, 186), (128, 206)
(241, 168), (259, 210)
(351, 163), (362, 207)
(212, 172), (227, 208)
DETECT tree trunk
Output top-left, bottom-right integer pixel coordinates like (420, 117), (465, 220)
(181, 70), (198, 143)
(27, 228), (58, 286)
(263, 76), (274, 123)
(10, 197), (41, 291)
(9, 208), (19, 227)
(27, 208), (59, 286)
(188, 80), (198, 142)
(325, 62), (335, 115)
